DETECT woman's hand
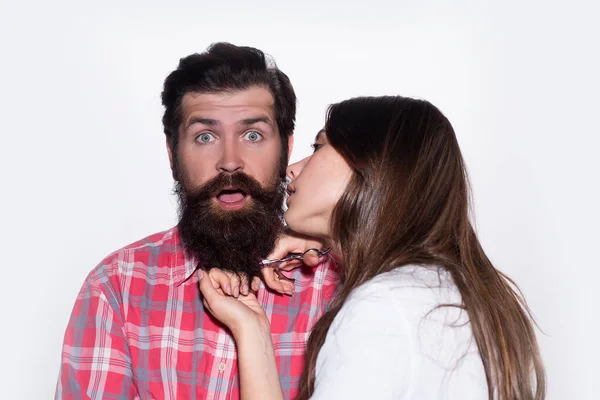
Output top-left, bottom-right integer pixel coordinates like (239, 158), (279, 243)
(198, 269), (269, 337)
(261, 230), (327, 295)
(199, 269), (285, 400)
(205, 268), (261, 298)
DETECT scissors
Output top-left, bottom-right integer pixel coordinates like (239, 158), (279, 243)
(260, 247), (332, 283)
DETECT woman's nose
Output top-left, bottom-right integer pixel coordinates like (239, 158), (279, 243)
(286, 156), (309, 181)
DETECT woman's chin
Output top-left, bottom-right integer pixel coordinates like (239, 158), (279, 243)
(283, 213), (306, 236)
(283, 212), (298, 232)
(283, 214), (326, 242)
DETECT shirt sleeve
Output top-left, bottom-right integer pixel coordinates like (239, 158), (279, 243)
(310, 284), (413, 400)
(55, 272), (137, 399)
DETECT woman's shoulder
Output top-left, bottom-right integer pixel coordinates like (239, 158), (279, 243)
(331, 265), (464, 338)
(349, 265), (461, 307)
(319, 265), (486, 399)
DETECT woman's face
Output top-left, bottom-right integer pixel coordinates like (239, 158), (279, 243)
(284, 130), (353, 239)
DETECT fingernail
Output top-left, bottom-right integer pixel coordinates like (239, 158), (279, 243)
(226, 285), (232, 295)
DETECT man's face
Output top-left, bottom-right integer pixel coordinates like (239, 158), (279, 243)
(170, 86), (285, 203)
(168, 86), (293, 279)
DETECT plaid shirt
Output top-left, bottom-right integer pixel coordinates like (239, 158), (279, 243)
(56, 227), (339, 400)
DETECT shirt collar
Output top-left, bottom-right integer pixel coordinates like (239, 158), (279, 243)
(170, 228), (200, 287)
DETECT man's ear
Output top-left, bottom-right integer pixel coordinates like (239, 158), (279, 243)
(166, 139), (177, 181)
(287, 134), (294, 163)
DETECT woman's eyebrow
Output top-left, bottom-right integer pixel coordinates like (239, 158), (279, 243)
(315, 129), (325, 141)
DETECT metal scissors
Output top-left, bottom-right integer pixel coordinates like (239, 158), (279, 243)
(260, 247), (332, 283)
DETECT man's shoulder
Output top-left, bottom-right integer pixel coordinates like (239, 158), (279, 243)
(86, 227), (185, 286)
(102, 226), (180, 263)
(119, 227), (180, 254)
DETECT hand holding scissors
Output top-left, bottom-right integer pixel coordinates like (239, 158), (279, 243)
(260, 232), (332, 295)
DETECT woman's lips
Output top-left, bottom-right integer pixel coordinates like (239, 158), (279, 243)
(286, 184), (296, 197)
(286, 184), (296, 206)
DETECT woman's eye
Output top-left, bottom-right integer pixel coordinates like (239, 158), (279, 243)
(244, 131), (263, 142)
(196, 133), (215, 143)
(311, 143), (324, 153)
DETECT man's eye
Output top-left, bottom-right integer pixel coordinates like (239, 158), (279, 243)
(196, 133), (215, 143)
(244, 131), (263, 142)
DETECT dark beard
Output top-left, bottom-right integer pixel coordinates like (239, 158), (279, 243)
(175, 171), (286, 281)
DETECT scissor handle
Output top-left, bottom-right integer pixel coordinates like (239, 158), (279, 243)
(260, 247), (332, 267)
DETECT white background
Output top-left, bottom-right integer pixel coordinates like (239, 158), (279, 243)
(0, 0), (598, 398)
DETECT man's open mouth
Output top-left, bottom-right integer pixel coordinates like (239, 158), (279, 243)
(215, 187), (249, 209)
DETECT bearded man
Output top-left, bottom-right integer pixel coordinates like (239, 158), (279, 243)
(55, 43), (339, 400)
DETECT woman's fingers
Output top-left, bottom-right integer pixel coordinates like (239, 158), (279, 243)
(262, 267), (295, 296)
(207, 268), (232, 295)
(260, 231), (328, 297)
(208, 268), (254, 298)
(266, 231), (326, 271)
(198, 269), (220, 307)
(203, 268), (261, 300)
(276, 259), (302, 272)
(251, 276), (261, 292)
(267, 230), (323, 260)
(262, 267), (284, 293)
(302, 250), (321, 267)
(237, 275), (251, 295)
(198, 269), (269, 333)
(230, 273), (241, 297)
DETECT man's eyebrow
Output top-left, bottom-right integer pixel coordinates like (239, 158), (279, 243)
(186, 117), (220, 130)
(238, 117), (275, 129)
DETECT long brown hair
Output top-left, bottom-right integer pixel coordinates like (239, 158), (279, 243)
(297, 96), (545, 400)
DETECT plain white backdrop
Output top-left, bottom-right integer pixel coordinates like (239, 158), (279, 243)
(0, 0), (598, 398)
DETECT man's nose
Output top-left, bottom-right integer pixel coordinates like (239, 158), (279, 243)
(286, 156), (309, 180)
(216, 139), (244, 173)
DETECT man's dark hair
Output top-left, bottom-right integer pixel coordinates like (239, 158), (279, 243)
(161, 42), (296, 163)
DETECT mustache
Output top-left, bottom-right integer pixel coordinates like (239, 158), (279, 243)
(181, 172), (281, 205)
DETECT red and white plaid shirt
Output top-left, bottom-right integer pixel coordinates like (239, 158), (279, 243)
(56, 227), (339, 400)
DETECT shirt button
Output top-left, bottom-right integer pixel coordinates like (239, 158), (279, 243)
(218, 362), (226, 371)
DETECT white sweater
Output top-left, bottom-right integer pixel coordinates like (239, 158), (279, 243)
(311, 265), (489, 399)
